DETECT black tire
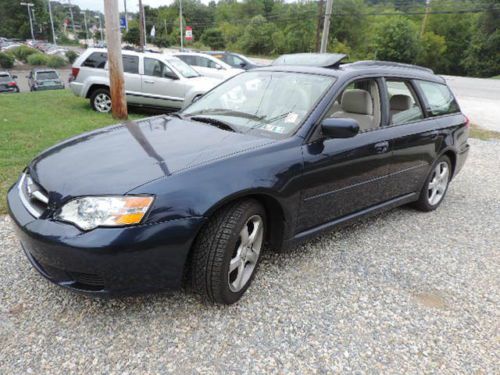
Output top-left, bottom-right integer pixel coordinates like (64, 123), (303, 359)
(89, 87), (111, 113)
(412, 155), (451, 212)
(190, 199), (266, 305)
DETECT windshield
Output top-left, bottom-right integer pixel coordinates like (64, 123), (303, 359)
(182, 71), (335, 138)
(36, 71), (59, 80)
(167, 58), (200, 78)
(0, 74), (11, 83)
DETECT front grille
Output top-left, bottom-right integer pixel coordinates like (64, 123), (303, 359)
(18, 173), (49, 218)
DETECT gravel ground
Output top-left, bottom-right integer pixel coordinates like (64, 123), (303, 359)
(0, 138), (498, 374)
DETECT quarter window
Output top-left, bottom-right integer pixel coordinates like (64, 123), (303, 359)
(122, 55), (139, 74)
(416, 81), (459, 116)
(386, 80), (423, 125)
(82, 52), (107, 68)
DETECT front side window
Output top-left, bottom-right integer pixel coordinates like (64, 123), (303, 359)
(195, 56), (218, 69)
(416, 80), (459, 116)
(386, 80), (423, 125)
(182, 71), (335, 138)
(82, 52), (107, 68)
(122, 55), (139, 74)
(143, 58), (175, 78)
(325, 78), (381, 132)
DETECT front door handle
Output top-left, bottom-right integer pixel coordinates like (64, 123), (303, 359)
(374, 141), (389, 154)
(144, 80), (155, 84)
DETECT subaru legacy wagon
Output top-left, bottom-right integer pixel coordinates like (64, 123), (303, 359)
(8, 54), (469, 304)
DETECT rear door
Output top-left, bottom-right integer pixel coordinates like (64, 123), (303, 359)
(121, 54), (142, 105)
(381, 78), (443, 197)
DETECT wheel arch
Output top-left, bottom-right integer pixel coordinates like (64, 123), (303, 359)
(86, 84), (109, 99)
(440, 148), (457, 179)
(203, 191), (288, 250)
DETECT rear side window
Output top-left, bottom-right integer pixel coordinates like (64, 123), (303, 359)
(122, 55), (139, 74)
(416, 81), (459, 116)
(386, 80), (423, 125)
(82, 52), (107, 68)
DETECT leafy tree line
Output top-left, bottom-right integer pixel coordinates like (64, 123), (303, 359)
(1, 0), (498, 77)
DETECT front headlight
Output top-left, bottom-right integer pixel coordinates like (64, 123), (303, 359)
(55, 196), (154, 231)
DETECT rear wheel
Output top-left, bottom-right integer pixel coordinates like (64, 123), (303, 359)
(413, 155), (451, 211)
(90, 88), (112, 113)
(190, 199), (266, 304)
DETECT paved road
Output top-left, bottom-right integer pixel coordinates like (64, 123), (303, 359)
(444, 76), (500, 132)
(0, 138), (498, 374)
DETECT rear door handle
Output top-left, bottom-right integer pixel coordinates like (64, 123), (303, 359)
(144, 80), (155, 84)
(374, 141), (389, 154)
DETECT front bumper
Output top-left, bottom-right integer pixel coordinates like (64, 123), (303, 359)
(7, 184), (206, 296)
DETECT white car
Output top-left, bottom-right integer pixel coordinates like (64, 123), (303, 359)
(69, 48), (220, 113)
(173, 52), (244, 80)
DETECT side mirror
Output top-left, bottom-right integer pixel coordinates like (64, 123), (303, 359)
(163, 71), (179, 80)
(321, 118), (359, 139)
(12, 75), (17, 79)
(239, 62), (247, 68)
(215, 64), (223, 70)
(192, 94), (203, 103)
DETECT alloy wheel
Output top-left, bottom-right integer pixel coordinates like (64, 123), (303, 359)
(428, 161), (449, 206)
(95, 93), (112, 113)
(228, 215), (264, 292)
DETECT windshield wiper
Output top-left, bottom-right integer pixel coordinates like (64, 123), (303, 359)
(190, 116), (237, 132)
(186, 108), (263, 121)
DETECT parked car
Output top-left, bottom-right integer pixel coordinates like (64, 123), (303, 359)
(8, 55), (469, 304)
(69, 48), (220, 113)
(173, 52), (244, 80)
(203, 51), (264, 70)
(27, 68), (65, 91)
(0, 71), (20, 93)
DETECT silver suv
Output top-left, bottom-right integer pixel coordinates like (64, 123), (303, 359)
(70, 48), (220, 113)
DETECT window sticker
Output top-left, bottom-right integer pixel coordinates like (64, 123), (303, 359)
(284, 112), (299, 124)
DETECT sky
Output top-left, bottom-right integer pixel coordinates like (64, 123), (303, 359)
(70, 0), (204, 12)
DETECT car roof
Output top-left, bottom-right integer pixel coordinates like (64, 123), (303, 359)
(0, 71), (10, 75)
(255, 58), (444, 84)
(33, 67), (57, 72)
(86, 47), (167, 59)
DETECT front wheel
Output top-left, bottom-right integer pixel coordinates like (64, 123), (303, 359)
(190, 199), (266, 304)
(413, 155), (451, 211)
(90, 88), (112, 113)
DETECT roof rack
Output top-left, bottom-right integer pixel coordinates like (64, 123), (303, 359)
(347, 60), (433, 74)
(272, 53), (348, 68)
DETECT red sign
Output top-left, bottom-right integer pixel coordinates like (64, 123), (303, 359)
(185, 26), (193, 41)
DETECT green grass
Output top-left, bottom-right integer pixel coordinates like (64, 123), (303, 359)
(0, 90), (144, 214)
(491, 75), (500, 80)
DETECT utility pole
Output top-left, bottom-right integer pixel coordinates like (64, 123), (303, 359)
(20, 2), (35, 40)
(421, 0), (431, 36)
(66, 0), (76, 33)
(315, 0), (324, 52)
(179, 0), (183, 50)
(95, 14), (104, 43)
(123, 0), (128, 31)
(319, 0), (333, 53)
(81, 11), (89, 44)
(104, 0), (128, 120)
(138, 0), (145, 51)
(47, 0), (57, 45)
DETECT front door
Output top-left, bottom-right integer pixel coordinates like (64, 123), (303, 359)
(141, 57), (185, 109)
(297, 77), (393, 232)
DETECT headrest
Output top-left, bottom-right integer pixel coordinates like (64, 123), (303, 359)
(390, 94), (412, 111)
(341, 89), (373, 115)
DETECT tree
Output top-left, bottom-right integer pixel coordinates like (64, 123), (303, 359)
(416, 32), (447, 71)
(239, 15), (277, 55)
(123, 26), (140, 46)
(463, 0), (500, 77)
(374, 17), (420, 64)
(201, 28), (225, 50)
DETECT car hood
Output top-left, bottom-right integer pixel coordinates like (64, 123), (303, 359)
(28, 116), (273, 199)
(186, 75), (221, 88)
